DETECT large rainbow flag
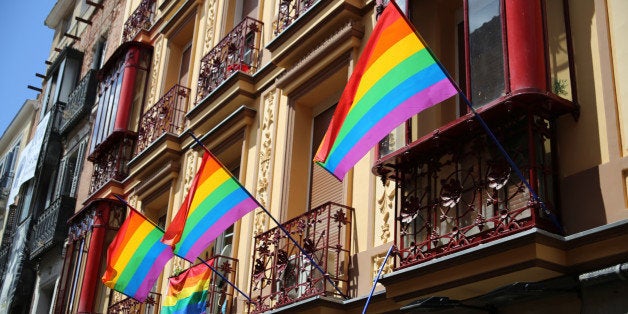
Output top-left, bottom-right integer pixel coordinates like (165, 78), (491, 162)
(162, 151), (259, 261)
(102, 208), (173, 301)
(162, 261), (213, 314)
(314, 1), (458, 180)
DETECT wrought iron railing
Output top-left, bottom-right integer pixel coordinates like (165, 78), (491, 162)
(29, 195), (76, 259)
(59, 70), (97, 134)
(388, 114), (557, 269)
(249, 202), (353, 313)
(196, 17), (263, 103)
(122, 0), (156, 42)
(0, 245), (9, 280)
(274, 0), (318, 35)
(108, 291), (161, 314)
(89, 132), (137, 194)
(135, 84), (189, 155)
(206, 255), (239, 313)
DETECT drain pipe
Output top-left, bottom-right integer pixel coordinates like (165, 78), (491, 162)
(578, 262), (628, 286)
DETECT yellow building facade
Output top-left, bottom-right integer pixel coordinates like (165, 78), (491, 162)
(42, 0), (628, 313)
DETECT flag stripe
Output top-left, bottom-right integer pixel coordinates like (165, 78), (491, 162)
(330, 79), (457, 177)
(180, 179), (240, 241)
(322, 64), (451, 173)
(334, 49), (435, 147)
(314, 2), (457, 180)
(166, 151), (259, 262)
(366, 16), (414, 69)
(354, 34), (425, 105)
(102, 210), (173, 302)
(162, 262), (212, 314)
(176, 186), (251, 259)
(184, 197), (259, 260)
(115, 226), (163, 284)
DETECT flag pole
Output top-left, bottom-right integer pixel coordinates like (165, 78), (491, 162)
(362, 245), (394, 314)
(113, 195), (253, 303)
(389, 0), (564, 233)
(187, 131), (349, 299)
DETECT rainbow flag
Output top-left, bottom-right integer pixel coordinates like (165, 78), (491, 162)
(102, 208), (173, 301)
(314, 1), (458, 180)
(162, 262), (213, 314)
(162, 151), (259, 261)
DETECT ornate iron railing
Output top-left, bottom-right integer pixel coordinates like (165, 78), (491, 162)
(29, 195), (76, 259)
(59, 70), (97, 134)
(0, 245), (9, 280)
(136, 84), (189, 155)
(108, 291), (161, 314)
(206, 255), (239, 313)
(274, 0), (318, 35)
(388, 114), (557, 269)
(196, 17), (263, 103)
(122, 0), (156, 42)
(89, 132), (137, 194)
(249, 202), (353, 313)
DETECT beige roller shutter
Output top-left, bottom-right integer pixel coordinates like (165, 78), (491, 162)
(310, 105), (343, 209)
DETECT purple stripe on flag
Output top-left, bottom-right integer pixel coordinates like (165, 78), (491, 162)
(183, 197), (258, 261)
(132, 248), (174, 300)
(332, 79), (457, 178)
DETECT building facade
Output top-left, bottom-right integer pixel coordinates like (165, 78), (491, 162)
(1, 0), (626, 313)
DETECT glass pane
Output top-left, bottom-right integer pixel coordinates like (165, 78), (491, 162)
(378, 123), (406, 158)
(468, 0), (505, 108)
(545, 0), (572, 100)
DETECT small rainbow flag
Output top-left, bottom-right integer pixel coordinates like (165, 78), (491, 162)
(162, 262), (213, 314)
(102, 208), (173, 301)
(314, 1), (458, 180)
(162, 151), (259, 261)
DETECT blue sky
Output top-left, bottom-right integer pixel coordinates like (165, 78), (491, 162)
(0, 0), (57, 136)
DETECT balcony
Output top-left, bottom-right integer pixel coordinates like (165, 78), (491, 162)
(249, 202), (353, 313)
(374, 113), (559, 269)
(122, 0), (156, 42)
(196, 17), (263, 103)
(29, 195), (76, 260)
(58, 70), (97, 135)
(89, 132), (137, 195)
(108, 291), (160, 314)
(135, 84), (189, 155)
(207, 255), (239, 313)
(274, 0), (318, 35)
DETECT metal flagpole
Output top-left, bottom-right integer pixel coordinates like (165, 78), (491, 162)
(362, 245), (394, 314)
(187, 131), (350, 299)
(112, 195), (253, 303)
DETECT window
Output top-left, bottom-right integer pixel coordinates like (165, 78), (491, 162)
(467, 0), (505, 107)
(55, 139), (88, 198)
(90, 44), (152, 153)
(42, 49), (82, 114)
(92, 38), (108, 70)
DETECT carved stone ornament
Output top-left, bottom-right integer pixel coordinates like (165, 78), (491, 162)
(254, 90), (278, 234)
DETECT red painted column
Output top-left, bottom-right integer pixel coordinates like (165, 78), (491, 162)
(114, 46), (140, 132)
(77, 202), (111, 313)
(505, 0), (547, 91)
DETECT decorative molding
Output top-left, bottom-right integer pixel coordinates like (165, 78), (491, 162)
(253, 90), (278, 234)
(374, 178), (394, 246)
(126, 194), (137, 208)
(184, 150), (199, 194)
(171, 255), (191, 276)
(372, 251), (394, 281)
(202, 0), (216, 55)
(147, 36), (163, 106)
